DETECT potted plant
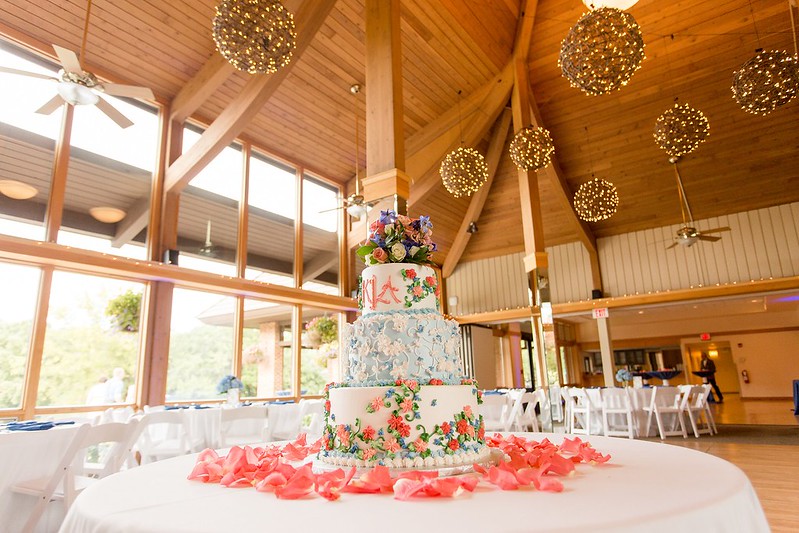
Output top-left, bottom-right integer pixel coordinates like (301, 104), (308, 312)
(217, 374), (244, 406)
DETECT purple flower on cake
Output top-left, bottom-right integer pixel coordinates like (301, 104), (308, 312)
(356, 211), (435, 266)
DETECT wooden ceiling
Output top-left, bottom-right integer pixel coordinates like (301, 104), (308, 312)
(1, 0), (798, 269)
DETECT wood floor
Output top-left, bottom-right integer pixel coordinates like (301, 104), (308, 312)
(666, 395), (799, 532)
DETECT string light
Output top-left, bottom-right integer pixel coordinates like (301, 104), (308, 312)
(212, 0), (296, 74)
(440, 147), (489, 198)
(509, 126), (555, 171)
(574, 177), (619, 222)
(653, 102), (710, 157)
(559, 7), (645, 96)
(731, 49), (799, 115)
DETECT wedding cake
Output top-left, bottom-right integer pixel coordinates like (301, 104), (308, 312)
(319, 211), (488, 468)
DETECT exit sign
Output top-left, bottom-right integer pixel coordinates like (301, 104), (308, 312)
(592, 307), (609, 319)
(700, 332), (712, 341)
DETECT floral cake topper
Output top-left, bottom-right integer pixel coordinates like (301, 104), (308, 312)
(356, 210), (436, 266)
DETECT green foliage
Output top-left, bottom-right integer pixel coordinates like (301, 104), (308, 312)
(0, 321), (33, 408)
(105, 290), (142, 333)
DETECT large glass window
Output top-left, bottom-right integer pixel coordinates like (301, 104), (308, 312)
(177, 126), (241, 276)
(300, 307), (342, 396)
(0, 42), (62, 241)
(0, 261), (40, 409)
(37, 271), (144, 406)
(246, 151), (296, 285)
(241, 298), (295, 398)
(167, 288), (237, 401)
(301, 174), (340, 295)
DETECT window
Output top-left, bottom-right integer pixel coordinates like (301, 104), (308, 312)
(37, 271), (144, 407)
(300, 307), (342, 396)
(241, 298), (295, 398)
(301, 174), (340, 295)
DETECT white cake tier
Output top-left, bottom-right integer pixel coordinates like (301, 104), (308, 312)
(360, 263), (439, 316)
(343, 310), (463, 386)
(319, 381), (487, 468)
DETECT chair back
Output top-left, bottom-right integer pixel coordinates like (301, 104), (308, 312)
(601, 387), (631, 409)
(517, 391), (540, 432)
(504, 389), (527, 432)
(219, 406), (269, 447)
(135, 409), (190, 463)
(265, 403), (301, 442)
(650, 386), (681, 409)
(477, 393), (509, 431)
(679, 385), (707, 410)
(75, 419), (141, 478)
(567, 387), (595, 409)
(299, 399), (325, 440)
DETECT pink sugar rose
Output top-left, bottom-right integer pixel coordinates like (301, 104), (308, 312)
(404, 379), (419, 390)
(448, 439), (460, 451)
(463, 405), (473, 419)
(384, 437), (401, 453)
(388, 414), (404, 431)
(336, 425), (350, 447)
(397, 215), (412, 225)
(456, 419), (470, 435)
(398, 422), (411, 438)
(412, 438), (428, 453)
(362, 426), (376, 442)
(369, 397), (383, 412)
(412, 285), (424, 297)
(425, 276), (437, 286)
(372, 247), (388, 263)
(440, 422), (451, 435)
(400, 397), (414, 413)
(405, 268), (417, 279)
(362, 447), (377, 461)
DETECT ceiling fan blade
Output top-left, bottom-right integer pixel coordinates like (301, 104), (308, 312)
(697, 234), (722, 242)
(95, 97), (134, 128)
(52, 45), (82, 73)
(0, 66), (57, 81)
(101, 83), (155, 100)
(35, 95), (66, 115)
(318, 205), (347, 213)
(700, 226), (731, 234)
(665, 242), (679, 250)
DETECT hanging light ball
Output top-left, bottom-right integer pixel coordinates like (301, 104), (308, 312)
(559, 7), (645, 96)
(440, 147), (489, 198)
(731, 49), (799, 115)
(573, 177), (619, 222)
(653, 103), (710, 157)
(509, 126), (555, 171)
(212, 0), (296, 75)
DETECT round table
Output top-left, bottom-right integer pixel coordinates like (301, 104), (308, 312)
(59, 433), (769, 533)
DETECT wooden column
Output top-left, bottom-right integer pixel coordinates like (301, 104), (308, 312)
(44, 103), (73, 242)
(363, 0), (408, 218)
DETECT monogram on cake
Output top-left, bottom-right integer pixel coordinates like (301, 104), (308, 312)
(319, 211), (488, 469)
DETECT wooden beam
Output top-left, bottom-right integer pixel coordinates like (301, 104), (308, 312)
(513, 0), (538, 62)
(111, 196), (150, 248)
(170, 53), (235, 124)
(21, 267), (53, 419)
(44, 103), (73, 242)
(407, 62), (514, 207)
(303, 251), (338, 282)
(163, 0), (336, 194)
(442, 108), (512, 278)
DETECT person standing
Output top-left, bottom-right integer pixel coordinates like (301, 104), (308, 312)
(104, 367), (126, 403)
(700, 353), (723, 403)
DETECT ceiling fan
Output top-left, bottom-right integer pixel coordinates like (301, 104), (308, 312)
(665, 156), (730, 249)
(0, 0), (153, 128)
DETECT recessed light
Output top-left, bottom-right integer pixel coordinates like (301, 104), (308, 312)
(89, 207), (127, 224)
(0, 179), (38, 200)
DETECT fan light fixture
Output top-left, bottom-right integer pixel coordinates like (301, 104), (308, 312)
(732, 49), (799, 115)
(574, 177), (619, 222)
(89, 206), (126, 224)
(654, 102), (710, 157)
(346, 202), (371, 219)
(212, 0), (296, 75)
(0, 179), (38, 200)
(57, 80), (99, 106)
(509, 126), (555, 171)
(560, 7), (645, 96)
(440, 147), (489, 198)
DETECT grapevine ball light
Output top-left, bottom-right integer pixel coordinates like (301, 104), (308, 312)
(212, 0), (296, 75)
(509, 126), (555, 171)
(439, 147), (489, 198)
(559, 7), (645, 96)
(573, 177), (619, 222)
(653, 102), (710, 157)
(731, 49), (799, 115)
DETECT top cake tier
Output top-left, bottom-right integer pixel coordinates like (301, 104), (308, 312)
(360, 263), (440, 316)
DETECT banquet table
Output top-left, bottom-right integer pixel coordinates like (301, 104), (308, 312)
(58, 433), (769, 533)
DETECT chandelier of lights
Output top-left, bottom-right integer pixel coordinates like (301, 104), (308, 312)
(440, 147), (489, 198)
(574, 177), (619, 222)
(212, 0), (296, 75)
(732, 49), (799, 115)
(653, 102), (710, 157)
(559, 6), (645, 96)
(509, 126), (555, 171)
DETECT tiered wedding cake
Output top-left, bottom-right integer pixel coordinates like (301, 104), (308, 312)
(319, 211), (488, 468)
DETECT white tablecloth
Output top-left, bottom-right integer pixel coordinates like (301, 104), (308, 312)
(0, 425), (85, 533)
(58, 433), (768, 533)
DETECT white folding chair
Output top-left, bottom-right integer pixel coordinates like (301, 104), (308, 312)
(566, 388), (602, 435)
(10, 423), (90, 533)
(264, 403), (302, 442)
(643, 386), (687, 439)
(533, 388), (551, 431)
(549, 385), (564, 423)
(299, 399), (325, 441)
(219, 406), (269, 448)
(600, 387), (634, 439)
(701, 384), (718, 434)
(478, 393), (511, 432)
(679, 385), (714, 438)
(516, 391), (540, 432)
(134, 410), (192, 464)
(502, 389), (528, 432)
